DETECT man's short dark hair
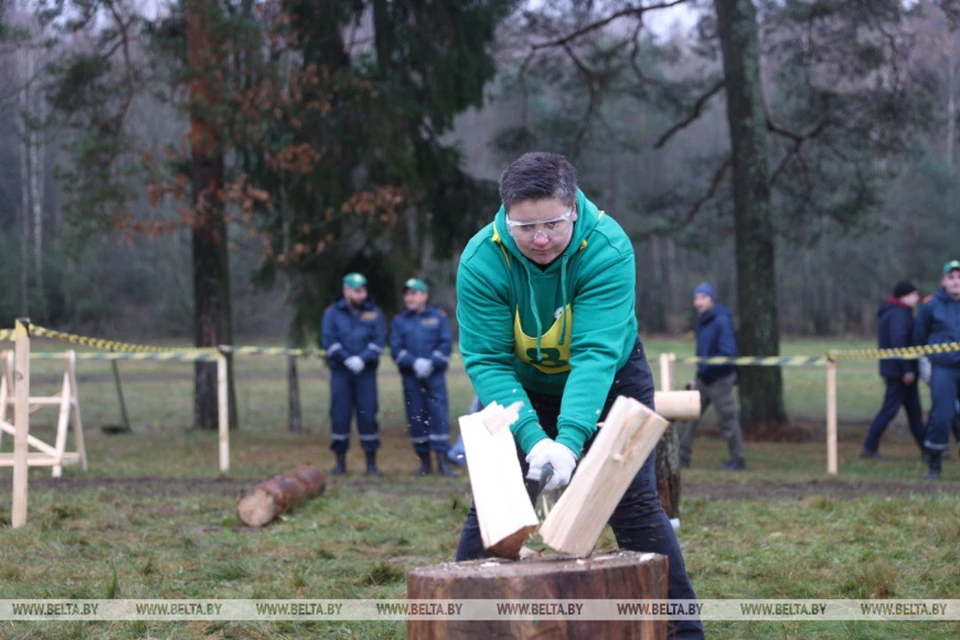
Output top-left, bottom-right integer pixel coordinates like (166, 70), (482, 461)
(499, 152), (578, 211)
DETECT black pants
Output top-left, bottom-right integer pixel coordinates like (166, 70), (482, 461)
(863, 379), (925, 453)
(455, 338), (704, 640)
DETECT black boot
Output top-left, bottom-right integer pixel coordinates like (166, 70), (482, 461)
(436, 452), (458, 478)
(411, 452), (432, 476)
(924, 453), (942, 481)
(366, 451), (383, 477)
(329, 452), (347, 475)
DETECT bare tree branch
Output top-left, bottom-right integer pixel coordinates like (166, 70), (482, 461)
(531, 0), (692, 50)
(768, 117), (829, 183)
(683, 155), (731, 225)
(652, 79), (724, 148)
(560, 42), (601, 158)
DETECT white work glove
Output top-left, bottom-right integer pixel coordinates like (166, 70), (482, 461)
(918, 357), (931, 385)
(344, 356), (365, 374)
(413, 358), (434, 379)
(525, 439), (578, 492)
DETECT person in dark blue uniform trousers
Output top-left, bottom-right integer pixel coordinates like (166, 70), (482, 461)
(390, 278), (456, 477)
(914, 260), (960, 480)
(321, 272), (387, 476)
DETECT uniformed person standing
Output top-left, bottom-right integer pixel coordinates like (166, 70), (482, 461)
(390, 278), (455, 476)
(321, 273), (387, 476)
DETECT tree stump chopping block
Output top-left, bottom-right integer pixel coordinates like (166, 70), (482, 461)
(236, 465), (325, 527)
(407, 550), (668, 639)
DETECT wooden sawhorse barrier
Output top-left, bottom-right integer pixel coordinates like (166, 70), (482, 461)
(0, 349), (87, 478)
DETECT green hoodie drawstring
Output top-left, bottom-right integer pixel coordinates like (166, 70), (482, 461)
(522, 260), (544, 362)
(558, 254), (569, 346)
(522, 253), (571, 362)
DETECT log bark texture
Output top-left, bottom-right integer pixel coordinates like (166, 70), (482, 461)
(236, 465), (325, 527)
(407, 550), (668, 639)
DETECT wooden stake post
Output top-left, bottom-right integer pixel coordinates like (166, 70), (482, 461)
(658, 353), (675, 392)
(826, 358), (838, 475)
(217, 352), (229, 474)
(0, 349), (87, 478)
(11, 319), (29, 528)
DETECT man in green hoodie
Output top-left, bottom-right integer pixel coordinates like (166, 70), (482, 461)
(455, 152), (703, 639)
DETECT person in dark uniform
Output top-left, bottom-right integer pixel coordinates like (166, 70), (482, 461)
(390, 278), (455, 476)
(861, 280), (924, 460)
(321, 272), (386, 476)
(914, 260), (960, 480)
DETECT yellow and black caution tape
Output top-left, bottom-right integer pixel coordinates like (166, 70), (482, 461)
(30, 325), (213, 354)
(0, 329), (11, 342)
(31, 351), (219, 361)
(829, 342), (960, 361)
(219, 345), (324, 358)
(674, 355), (827, 367)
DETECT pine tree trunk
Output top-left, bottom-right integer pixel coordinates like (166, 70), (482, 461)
(31, 89), (44, 295)
(714, 0), (787, 432)
(948, 35), (955, 170)
(287, 340), (303, 433)
(187, 0), (229, 430)
(18, 47), (31, 317)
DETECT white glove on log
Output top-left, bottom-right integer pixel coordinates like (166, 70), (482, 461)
(525, 438), (578, 491)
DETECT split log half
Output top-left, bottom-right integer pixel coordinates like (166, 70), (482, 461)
(458, 401), (538, 559)
(236, 465), (325, 527)
(407, 550), (668, 639)
(540, 397), (670, 557)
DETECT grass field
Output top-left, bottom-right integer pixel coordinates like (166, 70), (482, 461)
(1, 336), (959, 639)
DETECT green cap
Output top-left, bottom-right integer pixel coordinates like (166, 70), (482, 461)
(342, 273), (367, 289)
(403, 278), (429, 293)
(943, 260), (960, 275)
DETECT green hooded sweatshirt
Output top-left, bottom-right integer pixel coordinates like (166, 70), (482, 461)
(456, 190), (637, 456)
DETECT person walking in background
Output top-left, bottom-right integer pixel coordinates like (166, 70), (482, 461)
(321, 273), (387, 476)
(914, 260), (960, 480)
(860, 281), (925, 460)
(455, 152), (703, 639)
(678, 282), (747, 471)
(390, 278), (456, 477)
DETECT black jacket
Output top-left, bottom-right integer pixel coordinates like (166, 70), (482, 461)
(877, 297), (917, 379)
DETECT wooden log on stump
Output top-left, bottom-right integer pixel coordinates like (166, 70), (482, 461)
(407, 550), (668, 639)
(236, 465), (325, 527)
(652, 391), (700, 421)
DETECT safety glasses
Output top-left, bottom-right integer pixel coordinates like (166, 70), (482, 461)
(505, 209), (574, 241)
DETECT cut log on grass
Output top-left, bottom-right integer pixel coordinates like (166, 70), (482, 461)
(407, 550), (668, 639)
(236, 465), (325, 527)
(540, 396), (670, 557)
(458, 401), (538, 560)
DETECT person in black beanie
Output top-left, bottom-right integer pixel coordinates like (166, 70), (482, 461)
(861, 280), (925, 459)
